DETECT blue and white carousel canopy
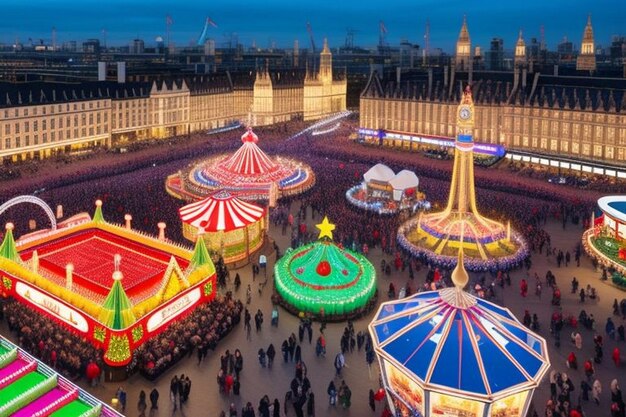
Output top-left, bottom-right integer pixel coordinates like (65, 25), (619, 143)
(369, 289), (550, 399)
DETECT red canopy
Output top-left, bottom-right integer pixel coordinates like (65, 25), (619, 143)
(179, 190), (265, 232)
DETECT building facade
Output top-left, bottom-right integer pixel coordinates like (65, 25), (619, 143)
(360, 67), (626, 166)
(0, 48), (346, 162)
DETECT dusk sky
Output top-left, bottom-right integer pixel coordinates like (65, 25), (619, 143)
(1, 0), (624, 52)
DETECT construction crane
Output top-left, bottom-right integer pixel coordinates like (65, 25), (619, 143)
(306, 22), (316, 55)
(345, 28), (358, 49)
(423, 19), (430, 66)
(379, 20), (387, 48)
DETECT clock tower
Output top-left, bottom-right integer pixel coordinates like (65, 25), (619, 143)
(447, 85), (477, 213)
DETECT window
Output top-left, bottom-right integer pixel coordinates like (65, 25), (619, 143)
(24, 136), (29, 147)
(15, 123), (19, 134)
(4, 138), (9, 149)
(4, 125), (9, 135)
(34, 134), (38, 145)
(43, 133), (47, 143)
(24, 122), (29, 133)
(15, 138), (20, 148)
(51, 119), (55, 129)
(51, 132), (55, 141)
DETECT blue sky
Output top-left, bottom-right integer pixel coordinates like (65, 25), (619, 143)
(1, 0), (624, 52)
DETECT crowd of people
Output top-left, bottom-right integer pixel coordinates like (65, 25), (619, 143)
(130, 293), (244, 380)
(0, 116), (625, 417)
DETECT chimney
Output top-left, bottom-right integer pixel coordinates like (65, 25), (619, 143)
(553, 64), (559, 77)
(522, 68), (527, 89)
(117, 62), (126, 83)
(444, 65), (449, 87)
(396, 67), (401, 85)
(98, 62), (106, 81)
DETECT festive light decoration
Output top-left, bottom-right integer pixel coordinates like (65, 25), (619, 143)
(397, 85), (528, 271)
(166, 127), (315, 202)
(315, 216), (336, 240)
(369, 248), (550, 417)
(0, 199), (217, 367)
(274, 217), (377, 318)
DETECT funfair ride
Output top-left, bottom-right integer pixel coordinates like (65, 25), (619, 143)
(398, 86), (528, 271)
(166, 128), (315, 202)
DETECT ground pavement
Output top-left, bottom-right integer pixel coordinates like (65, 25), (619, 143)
(0, 207), (615, 417)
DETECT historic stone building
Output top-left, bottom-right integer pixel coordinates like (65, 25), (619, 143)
(455, 16), (472, 71)
(303, 39), (348, 121)
(0, 46), (346, 162)
(360, 67), (626, 165)
(576, 15), (597, 72)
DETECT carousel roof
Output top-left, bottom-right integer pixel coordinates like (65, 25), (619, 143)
(179, 190), (265, 232)
(364, 164), (395, 183)
(369, 256), (550, 399)
(218, 128), (279, 175)
(388, 170), (419, 190)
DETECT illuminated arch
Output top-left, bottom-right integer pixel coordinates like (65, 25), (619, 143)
(0, 195), (57, 231)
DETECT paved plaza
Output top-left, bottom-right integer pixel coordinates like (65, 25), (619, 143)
(1, 207), (620, 417)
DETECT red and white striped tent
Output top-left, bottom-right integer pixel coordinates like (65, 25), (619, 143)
(218, 128), (279, 175)
(178, 190), (265, 232)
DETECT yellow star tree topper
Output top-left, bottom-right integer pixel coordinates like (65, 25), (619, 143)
(316, 216), (335, 240)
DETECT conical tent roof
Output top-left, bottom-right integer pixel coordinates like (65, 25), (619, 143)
(369, 288), (550, 399)
(218, 128), (278, 175)
(179, 190), (265, 232)
(0, 224), (19, 262)
(191, 234), (212, 267)
(98, 272), (136, 330)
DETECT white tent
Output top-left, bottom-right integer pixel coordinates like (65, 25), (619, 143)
(389, 170), (419, 191)
(363, 163), (395, 183)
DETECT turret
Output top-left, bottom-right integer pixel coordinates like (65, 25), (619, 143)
(576, 15), (596, 71)
(455, 16), (471, 71)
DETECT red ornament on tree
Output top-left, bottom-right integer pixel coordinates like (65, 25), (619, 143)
(316, 260), (331, 276)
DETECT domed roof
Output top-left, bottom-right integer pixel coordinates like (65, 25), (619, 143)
(369, 286), (550, 399)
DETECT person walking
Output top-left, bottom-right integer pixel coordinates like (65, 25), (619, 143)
(267, 344), (276, 368)
(593, 379), (602, 405)
(368, 389), (376, 412)
(150, 388), (159, 410)
(334, 352), (345, 377)
(327, 381), (337, 406)
(138, 390), (147, 416)
(613, 347), (621, 367)
(338, 380), (351, 409)
(115, 387), (127, 413)
(170, 375), (180, 411)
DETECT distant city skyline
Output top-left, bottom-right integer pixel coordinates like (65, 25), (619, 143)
(1, 0), (624, 52)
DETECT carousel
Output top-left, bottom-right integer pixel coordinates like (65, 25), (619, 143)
(369, 249), (550, 417)
(346, 163), (429, 214)
(178, 190), (268, 264)
(582, 195), (626, 288)
(166, 127), (315, 202)
(273, 217), (377, 320)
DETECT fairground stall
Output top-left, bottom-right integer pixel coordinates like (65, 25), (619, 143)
(346, 163), (429, 214)
(0, 336), (123, 417)
(582, 195), (626, 288)
(178, 190), (267, 264)
(369, 250), (550, 417)
(273, 217), (377, 320)
(166, 127), (315, 202)
(0, 198), (216, 372)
